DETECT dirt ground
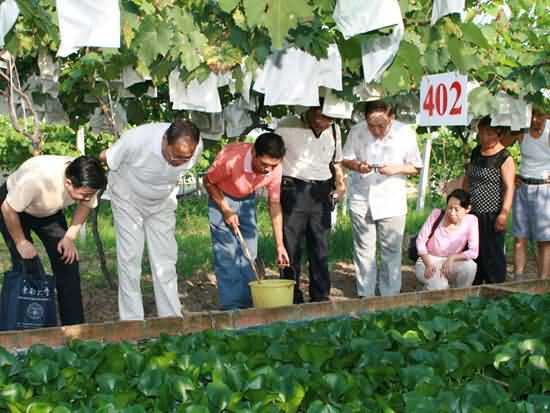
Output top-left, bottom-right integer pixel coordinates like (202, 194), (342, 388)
(81, 258), (539, 324)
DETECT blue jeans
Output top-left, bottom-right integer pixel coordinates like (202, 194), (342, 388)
(208, 194), (257, 310)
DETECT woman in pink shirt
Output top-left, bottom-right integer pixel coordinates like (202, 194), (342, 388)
(416, 189), (479, 290)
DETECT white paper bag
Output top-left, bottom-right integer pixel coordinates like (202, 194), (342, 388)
(333, 0), (402, 39)
(56, 0), (120, 57)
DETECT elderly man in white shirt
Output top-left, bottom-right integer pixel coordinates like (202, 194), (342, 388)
(342, 101), (422, 297)
(99, 120), (203, 320)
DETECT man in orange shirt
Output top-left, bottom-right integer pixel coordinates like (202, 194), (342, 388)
(203, 132), (290, 310)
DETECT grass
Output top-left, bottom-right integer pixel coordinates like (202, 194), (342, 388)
(0, 194), (519, 284)
(73, 196), (438, 279)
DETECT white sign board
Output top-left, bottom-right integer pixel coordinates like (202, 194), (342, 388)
(419, 72), (468, 126)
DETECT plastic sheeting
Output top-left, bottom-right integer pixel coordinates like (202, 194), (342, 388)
(253, 44), (342, 107)
(322, 89), (353, 119)
(491, 93), (532, 131)
(120, 66), (157, 98)
(56, 0), (120, 57)
(361, 21), (404, 83)
(333, 0), (402, 40)
(189, 111), (224, 141)
(89, 103), (127, 135)
(224, 99), (254, 137)
(169, 70), (222, 113)
(122, 66), (151, 88)
(0, 0), (19, 47)
(431, 0), (465, 25)
(37, 51), (59, 98)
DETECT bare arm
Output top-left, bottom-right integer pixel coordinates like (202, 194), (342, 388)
(99, 150), (107, 163)
(56, 203), (93, 264)
(202, 175), (239, 232)
(65, 204), (92, 240)
(1, 201), (28, 245)
(495, 156), (516, 232)
(1, 201), (37, 258)
(332, 163), (346, 199)
(378, 164), (420, 176)
(341, 159), (371, 174)
(268, 199), (289, 266)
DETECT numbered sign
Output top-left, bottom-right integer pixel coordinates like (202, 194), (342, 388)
(419, 72), (468, 126)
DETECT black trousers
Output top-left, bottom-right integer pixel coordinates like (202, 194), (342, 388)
(473, 212), (507, 284)
(0, 184), (84, 325)
(280, 176), (332, 303)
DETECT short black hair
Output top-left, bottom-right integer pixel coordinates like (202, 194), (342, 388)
(478, 116), (505, 136)
(365, 100), (394, 117)
(165, 119), (200, 145)
(66, 156), (107, 190)
(254, 132), (286, 159)
(447, 189), (471, 209)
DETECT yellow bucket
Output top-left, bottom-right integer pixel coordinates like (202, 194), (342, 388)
(249, 279), (295, 308)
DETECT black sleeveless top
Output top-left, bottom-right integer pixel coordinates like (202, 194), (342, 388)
(467, 146), (510, 214)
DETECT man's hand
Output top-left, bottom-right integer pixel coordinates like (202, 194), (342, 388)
(332, 183), (346, 202)
(16, 240), (37, 259)
(358, 162), (371, 174)
(378, 164), (403, 176)
(57, 237), (79, 264)
(276, 245), (290, 267)
(223, 208), (240, 233)
(495, 212), (508, 232)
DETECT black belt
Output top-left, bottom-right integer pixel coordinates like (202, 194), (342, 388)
(283, 176), (330, 185)
(520, 176), (549, 185)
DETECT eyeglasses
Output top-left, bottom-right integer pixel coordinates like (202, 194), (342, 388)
(164, 144), (193, 164)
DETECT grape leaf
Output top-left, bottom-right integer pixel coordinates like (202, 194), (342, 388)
(244, 0), (267, 28)
(461, 22), (490, 49)
(264, 0), (314, 49)
(219, 0), (240, 13)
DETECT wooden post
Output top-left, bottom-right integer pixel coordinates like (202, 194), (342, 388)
(416, 130), (433, 211)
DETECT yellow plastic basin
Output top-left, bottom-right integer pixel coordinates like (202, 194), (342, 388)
(249, 279), (295, 308)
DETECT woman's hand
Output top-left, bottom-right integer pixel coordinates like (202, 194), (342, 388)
(441, 256), (455, 279)
(495, 212), (508, 232)
(421, 255), (435, 279)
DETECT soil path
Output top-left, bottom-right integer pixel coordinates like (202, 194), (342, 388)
(81, 258), (539, 323)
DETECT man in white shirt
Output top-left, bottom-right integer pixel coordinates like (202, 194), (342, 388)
(99, 120), (203, 320)
(276, 106), (346, 303)
(342, 101), (422, 297)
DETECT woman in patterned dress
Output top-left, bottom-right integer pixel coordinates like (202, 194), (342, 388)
(464, 116), (516, 284)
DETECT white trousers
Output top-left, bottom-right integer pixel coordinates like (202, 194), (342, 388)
(349, 199), (406, 297)
(415, 255), (477, 290)
(111, 197), (181, 320)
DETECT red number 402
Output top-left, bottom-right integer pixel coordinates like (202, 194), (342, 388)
(423, 81), (462, 116)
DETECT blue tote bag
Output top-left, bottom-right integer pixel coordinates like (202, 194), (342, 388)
(0, 257), (58, 331)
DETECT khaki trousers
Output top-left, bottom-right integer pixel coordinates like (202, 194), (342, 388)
(111, 196), (181, 320)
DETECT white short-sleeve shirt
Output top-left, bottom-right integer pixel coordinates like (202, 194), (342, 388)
(343, 120), (422, 219)
(105, 123), (203, 211)
(276, 116), (343, 181)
